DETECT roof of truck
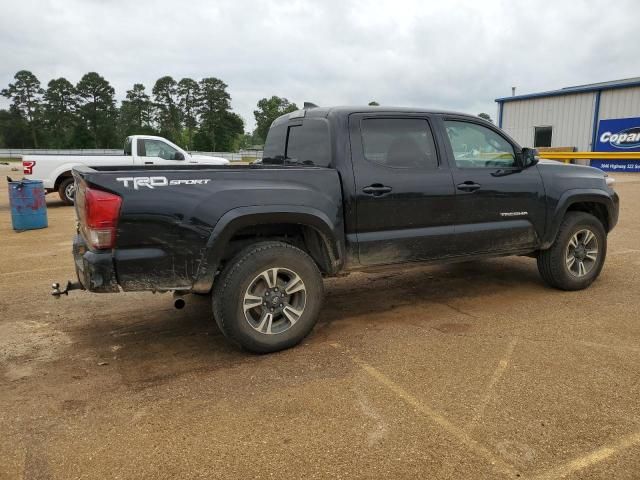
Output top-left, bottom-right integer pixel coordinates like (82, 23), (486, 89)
(274, 106), (477, 125)
(317, 105), (470, 116)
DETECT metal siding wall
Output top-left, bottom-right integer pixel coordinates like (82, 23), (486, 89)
(599, 86), (640, 120)
(501, 92), (596, 150)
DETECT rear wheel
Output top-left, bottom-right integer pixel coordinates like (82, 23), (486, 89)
(212, 241), (324, 353)
(537, 212), (606, 290)
(58, 177), (75, 205)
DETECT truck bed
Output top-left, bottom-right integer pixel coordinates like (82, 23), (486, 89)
(72, 164), (345, 293)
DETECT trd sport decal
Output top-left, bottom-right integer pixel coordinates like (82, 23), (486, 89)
(116, 176), (212, 189)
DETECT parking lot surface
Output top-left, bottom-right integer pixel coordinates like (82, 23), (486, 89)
(1, 172), (640, 479)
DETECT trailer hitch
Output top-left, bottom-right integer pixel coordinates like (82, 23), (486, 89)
(51, 281), (83, 298)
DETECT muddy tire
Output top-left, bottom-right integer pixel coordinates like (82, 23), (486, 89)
(212, 241), (324, 353)
(537, 212), (607, 291)
(58, 177), (75, 205)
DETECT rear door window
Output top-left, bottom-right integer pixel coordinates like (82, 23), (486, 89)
(360, 118), (438, 169)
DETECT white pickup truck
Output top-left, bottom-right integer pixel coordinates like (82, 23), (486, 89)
(22, 135), (230, 204)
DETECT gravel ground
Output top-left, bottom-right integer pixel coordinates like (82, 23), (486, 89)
(1, 170), (640, 479)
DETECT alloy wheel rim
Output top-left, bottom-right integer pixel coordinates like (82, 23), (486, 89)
(65, 182), (76, 200)
(243, 267), (306, 335)
(565, 229), (598, 278)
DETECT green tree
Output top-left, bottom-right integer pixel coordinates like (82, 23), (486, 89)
(217, 111), (244, 152)
(478, 112), (493, 123)
(76, 72), (118, 147)
(368, 101), (380, 106)
(194, 77), (243, 152)
(43, 77), (77, 148)
(237, 130), (264, 149)
(119, 83), (155, 137)
(1, 70), (44, 147)
(152, 76), (181, 143)
(0, 108), (31, 148)
(177, 78), (200, 150)
(253, 96), (298, 143)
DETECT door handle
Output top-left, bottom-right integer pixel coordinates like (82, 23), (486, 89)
(362, 184), (392, 196)
(456, 181), (481, 192)
(144, 161), (154, 165)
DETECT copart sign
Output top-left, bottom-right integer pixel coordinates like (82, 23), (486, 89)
(595, 117), (640, 151)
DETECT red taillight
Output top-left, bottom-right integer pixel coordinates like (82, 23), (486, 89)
(81, 186), (122, 249)
(23, 160), (36, 175)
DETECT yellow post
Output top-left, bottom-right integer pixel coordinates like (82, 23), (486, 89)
(539, 152), (640, 161)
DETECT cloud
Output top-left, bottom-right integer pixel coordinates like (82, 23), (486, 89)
(1, 0), (639, 130)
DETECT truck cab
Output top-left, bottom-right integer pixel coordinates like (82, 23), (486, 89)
(123, 135), (229, 166)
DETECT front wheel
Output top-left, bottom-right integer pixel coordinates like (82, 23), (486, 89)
(537, 212), (607, 291)
(212, 241), (324, 353)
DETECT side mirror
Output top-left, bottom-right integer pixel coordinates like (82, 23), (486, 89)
(522, 147), (539, 168)
(174, 152), (185, 161)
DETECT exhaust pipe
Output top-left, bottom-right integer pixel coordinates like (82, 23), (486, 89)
(173, 292), (186, 309)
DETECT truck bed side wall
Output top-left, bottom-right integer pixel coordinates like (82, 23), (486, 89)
(76, 166), (344, 292)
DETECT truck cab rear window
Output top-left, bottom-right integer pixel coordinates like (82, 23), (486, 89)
(263, 119), (331, 166)
(286, 121), (330, 166)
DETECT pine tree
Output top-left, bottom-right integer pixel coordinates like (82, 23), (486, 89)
(43, 77), (77, 148)
(76, 72), (118, 147)
(1, 70), (44, 147)
(152, 76), (181, 143)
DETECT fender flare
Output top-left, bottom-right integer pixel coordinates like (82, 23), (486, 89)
(191, 205), (345, 293)
(542, 189), (617, 248)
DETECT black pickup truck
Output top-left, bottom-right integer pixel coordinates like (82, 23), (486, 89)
(63, 106), (619, 353)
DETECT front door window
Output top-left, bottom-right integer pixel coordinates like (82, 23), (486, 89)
(444, 121), (516, 168)
(142, 139), (180, 160)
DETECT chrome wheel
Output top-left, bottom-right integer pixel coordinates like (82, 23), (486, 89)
(243, 267), (306, 335)
(65, 182), (75, 201)
(565, 229), (599, 278)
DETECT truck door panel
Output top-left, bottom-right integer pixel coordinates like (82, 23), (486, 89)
(441, 118), (545, 254)
(349, 114), (457, 266)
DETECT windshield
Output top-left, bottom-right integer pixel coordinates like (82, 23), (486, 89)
(124, 137), (132, 156)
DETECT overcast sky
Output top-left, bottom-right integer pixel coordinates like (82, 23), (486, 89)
(2, 0), (639, 131)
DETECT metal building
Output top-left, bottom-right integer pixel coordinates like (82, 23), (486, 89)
(495, 78), (640, 171)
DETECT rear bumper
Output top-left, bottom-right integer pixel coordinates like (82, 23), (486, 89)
(73, 235), (119, 292)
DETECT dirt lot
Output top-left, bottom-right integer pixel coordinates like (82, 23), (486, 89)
(1, 171), (640, 480)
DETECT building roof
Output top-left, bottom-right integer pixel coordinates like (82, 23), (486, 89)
(495, 77), (640, 103)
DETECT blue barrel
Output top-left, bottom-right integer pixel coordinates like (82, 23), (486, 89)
(8, 179), (48, 231)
